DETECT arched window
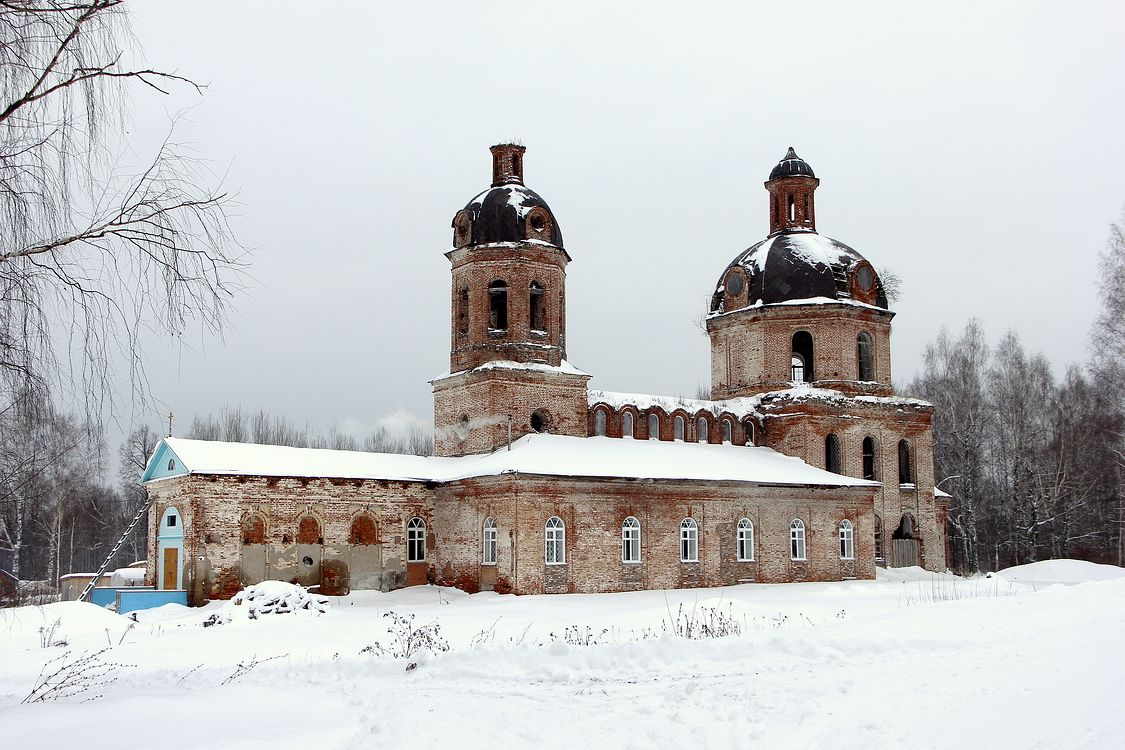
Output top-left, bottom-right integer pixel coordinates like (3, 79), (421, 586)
(696, 417), (708, 443)
(737, 518), (754, 562)
(482, 517), (497, 565)
(787, 194), (795, 221)
(825, 433), (841, 474)
(488, 280), (508, 331)
(622, 411), (634, 438)
(790, 519), (806, 561)
(791, 355), (805, 383)
(895, 513), (917, 540)
(722, 418), (733, 444)
(457, 286), (469, 335)
(621, 516), (640, 563)
(857, 332), (875, 381)
(407, 517), (426, 562)
(792, 331), (814, 382)
(545, 516), (565, 565)
(680, 518), (699, 562)
(674, 415), (685, 441)
(898, 439), (913, 484)
(297, 516), (321, 545)
(594, 409), (607, 436)
(839, 520), (855, 560)
(874, 514), (885, 562)
(350, 516), (376, 545)
(743, 420), (755, 446)
(647, 413), (660, 440)
(862, 436), (876, 480)
(242, 514), (266, 545)
(530, 281), (546, 332)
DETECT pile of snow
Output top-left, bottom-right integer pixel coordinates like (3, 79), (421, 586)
(208, 581), (329, 625)
(990, 559), (1125, 586)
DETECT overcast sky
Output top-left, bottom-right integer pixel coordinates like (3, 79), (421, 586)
(118, 1), (1125, 444)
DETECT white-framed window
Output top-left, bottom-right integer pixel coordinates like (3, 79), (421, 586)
(622, 411), (634, 438)
(621, 516), (641, 563)
(407, 517), (426, 562)
(790, 519), (806, 561)
(696, 417), (708, 443)
(483, 517), (497, 565)
(839, 519), (855, 560)
(680, 517), (699, 562)
(737, 517), (754, 561)
(545, 516), (565, 565)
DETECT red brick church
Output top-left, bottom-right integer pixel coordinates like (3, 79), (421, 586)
(143, 145), (948, 603)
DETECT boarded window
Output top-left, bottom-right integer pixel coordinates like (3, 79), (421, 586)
(350, 516), (376, 545)
(857, 332), (875, 380)
(296, 516), (321, 545)
(242, 515), (265, 545)
(825, 433), (841, 473)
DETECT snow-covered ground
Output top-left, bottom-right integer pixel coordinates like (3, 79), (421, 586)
(2, 560), (1123, 749)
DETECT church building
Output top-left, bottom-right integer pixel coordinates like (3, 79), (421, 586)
(142, 145), (949, 603)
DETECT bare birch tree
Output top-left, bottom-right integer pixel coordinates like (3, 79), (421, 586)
(0, 1), (244, 417)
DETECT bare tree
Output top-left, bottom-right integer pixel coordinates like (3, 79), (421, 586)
(1090, 212), (1125, 565)
(0, 1), (245, 418)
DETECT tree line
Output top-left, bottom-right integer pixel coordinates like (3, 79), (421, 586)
(908, 219), (1124, 572)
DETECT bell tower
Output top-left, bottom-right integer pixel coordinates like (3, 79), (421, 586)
(766, 146), (820, 235)
(433, 144), (590, 457)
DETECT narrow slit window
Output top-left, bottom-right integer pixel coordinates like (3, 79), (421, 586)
(862, 436), (876, 480)
(825, 433), (841, 474)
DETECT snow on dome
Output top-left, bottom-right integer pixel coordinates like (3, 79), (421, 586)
(458, 184), (563, 248)
(711, 232), (889, 313)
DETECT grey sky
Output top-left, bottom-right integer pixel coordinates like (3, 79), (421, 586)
(121, 1), (1125, 442)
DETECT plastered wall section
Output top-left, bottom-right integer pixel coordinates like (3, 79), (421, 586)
(146, 474), (436, 605)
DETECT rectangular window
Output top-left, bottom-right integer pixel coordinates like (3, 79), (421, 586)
(483, 527), (497, 565)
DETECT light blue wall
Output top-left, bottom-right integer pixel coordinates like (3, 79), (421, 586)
(157, 506), (185, 590)
(142, 442), (188, 483)
(117, 589), (187, 614)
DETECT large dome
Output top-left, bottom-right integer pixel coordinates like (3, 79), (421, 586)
(457, 184), (564, 248)
(710, 232), (888, 312)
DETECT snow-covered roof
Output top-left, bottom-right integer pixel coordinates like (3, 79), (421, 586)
(433, 359), (590, 383)
(144, 434), (877, 489)
(589, 390), (761, 419)
(589, 384), (930, 416)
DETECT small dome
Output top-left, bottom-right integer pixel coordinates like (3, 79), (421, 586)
(456, 184), (564, 248)
(768, 147), (816, 181)
(711, 233), (888, 311)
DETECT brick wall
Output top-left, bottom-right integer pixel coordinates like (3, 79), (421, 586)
(433, 474), (876, 595)
(709, 303), (894, 399)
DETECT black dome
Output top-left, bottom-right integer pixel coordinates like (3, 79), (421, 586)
(458, 184), (564, 248)
(711, 232), (888, 311)
(768, 147), (816, 181)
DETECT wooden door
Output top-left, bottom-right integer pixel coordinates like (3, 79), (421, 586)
(163, 547), (179, 590)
